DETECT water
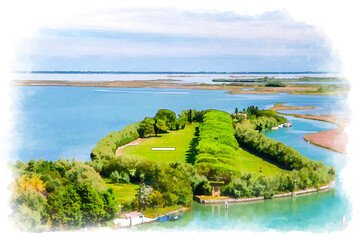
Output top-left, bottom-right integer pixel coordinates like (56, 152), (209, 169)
(12, 85), (351, 232)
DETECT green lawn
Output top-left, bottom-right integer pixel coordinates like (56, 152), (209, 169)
(104, 178), (139, 206)
(122, 123), (198, 164)
(235, 148), (285, 177)
(122, 122), (283, 177)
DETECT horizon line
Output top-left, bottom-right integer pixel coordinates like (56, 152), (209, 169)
(14, 71), (339, 74)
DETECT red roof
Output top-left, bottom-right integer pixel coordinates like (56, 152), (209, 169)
(125, 212), (143, 218)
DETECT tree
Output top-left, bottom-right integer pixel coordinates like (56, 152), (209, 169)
(76, 184), (106, 226)
(187, 109), (193, 123)
(155, 119), (168, 136)
(235, 107), (238, 114)
(65, 162), (107, 192)
(140, 117), (155, 137)
(46, 185), (83, 229)
(155, 109), (176, 129)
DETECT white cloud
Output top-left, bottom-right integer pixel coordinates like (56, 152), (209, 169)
(47, 8), (325, 42)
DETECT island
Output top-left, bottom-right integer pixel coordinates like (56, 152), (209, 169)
(9, 106), (337, 231)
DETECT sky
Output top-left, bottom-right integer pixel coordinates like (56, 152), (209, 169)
(13, 8), (340, 72)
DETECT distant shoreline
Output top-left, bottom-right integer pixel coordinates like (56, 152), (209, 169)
(14, 71), (338, 74)
(11, 80), (349, 96)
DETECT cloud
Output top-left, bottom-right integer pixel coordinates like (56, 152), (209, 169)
(18, 33), (329, 59)
(45, 8), (325, 42)
(14, 7), (338, 71)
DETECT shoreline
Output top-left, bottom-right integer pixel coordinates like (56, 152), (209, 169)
(195, 180), (336, 204)
(270, 103), (349, 153)
(11, 80), (348, 96)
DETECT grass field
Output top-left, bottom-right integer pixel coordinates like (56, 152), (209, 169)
(104, 178), (139, 206)
(122, 123), (198, 164)
(235, 148), (285, 177)
(122, 122), (283, 177)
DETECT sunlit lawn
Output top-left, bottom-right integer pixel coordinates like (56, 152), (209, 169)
(235, 148), (285, 177)
(122, 122), (283, 177)
(122, 123), (198, 164)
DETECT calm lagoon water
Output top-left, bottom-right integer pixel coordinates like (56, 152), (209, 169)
(13, 86), (351, 232)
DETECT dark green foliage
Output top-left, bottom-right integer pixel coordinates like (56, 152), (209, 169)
(251, 116), (278, 131)
(140, 117), (156, 137)
(46, 185), (83, 229)
(155, 118), (168, 135)
(155, 109), (176, 129)
(247, 105), (259, 116)
(179, 109), (205, 123)
(265, 81), (286, 87)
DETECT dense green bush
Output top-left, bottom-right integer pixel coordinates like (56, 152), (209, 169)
(10, 159), (119, 231)
(265, 81), (286, 87)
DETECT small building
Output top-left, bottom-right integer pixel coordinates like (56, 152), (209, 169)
(212, 185), (221, 197)
(209, 177), (225, 197)
(125, 211), (144, 219)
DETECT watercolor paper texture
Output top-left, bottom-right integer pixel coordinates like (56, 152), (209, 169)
(2, 1), (361, 239)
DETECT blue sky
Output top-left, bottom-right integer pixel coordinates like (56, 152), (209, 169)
(14, 8), (340, 72)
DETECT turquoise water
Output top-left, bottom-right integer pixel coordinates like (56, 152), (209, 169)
(13, 86), (351, 232)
